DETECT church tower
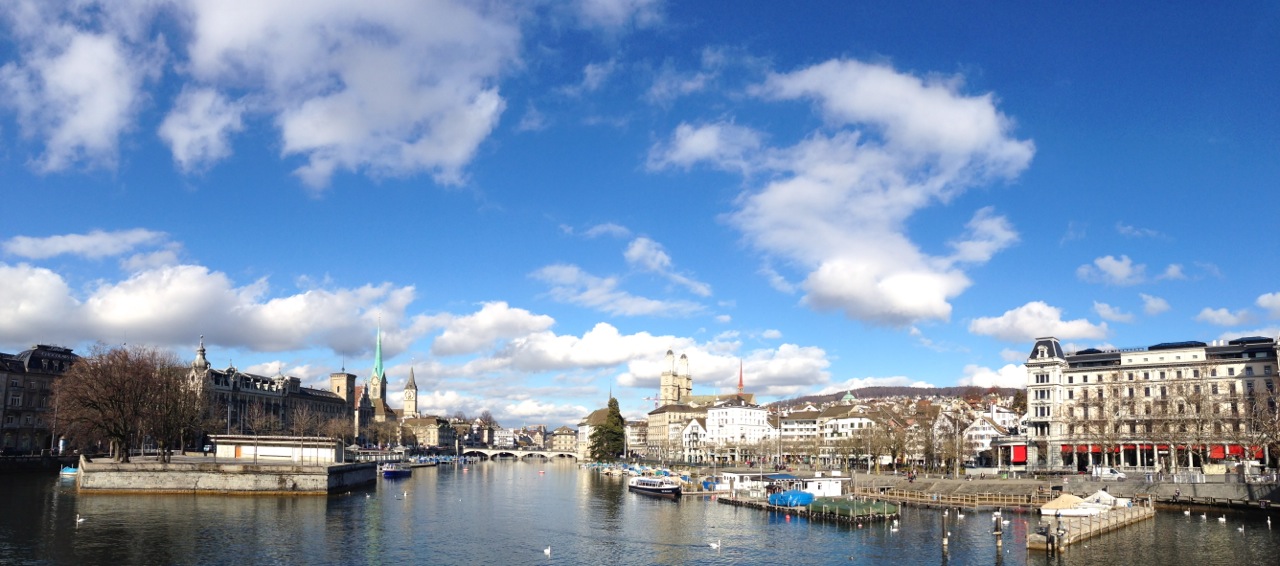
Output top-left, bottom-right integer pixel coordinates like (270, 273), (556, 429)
(403, 367), (419, 419)
(658, 350), (693, 406)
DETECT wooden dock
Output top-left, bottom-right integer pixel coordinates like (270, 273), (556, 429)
(1026, 505), (1155, 551)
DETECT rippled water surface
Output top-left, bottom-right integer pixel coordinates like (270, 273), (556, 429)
(1, 461), (1277, 565)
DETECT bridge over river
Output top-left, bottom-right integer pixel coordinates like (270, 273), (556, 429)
(459, 448), (578, 460)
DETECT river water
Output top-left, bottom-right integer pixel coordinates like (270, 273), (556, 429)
(1, 460), (1277, 565)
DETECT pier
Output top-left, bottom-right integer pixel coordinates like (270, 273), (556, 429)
(1026, 504), (1155, 552)
(75, 454), (377, 495)
(716, 495), (899, 526)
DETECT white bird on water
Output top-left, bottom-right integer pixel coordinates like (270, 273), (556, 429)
(957, 510), (965, 519)
(709, 539), (721, 552)
(76, 514), (85, 524)
(1267, 516), (1272, 529)
(1218, 515), (1227, 523)
(1200, 513), (1206, 520)
(1237, 525), (1244, 533)
(543, 546), (551, 556)
(1183, 509), (1190, 516)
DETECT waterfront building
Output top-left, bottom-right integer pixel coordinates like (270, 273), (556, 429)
(706, 397), (771, 463)
(0, 345), (78, 454)
(492, 426), (514, 448)
(644, 403), (706, 461)
(1023, 336), (1280, 472)
(679, 417), (708, 463)
(401, 415), (454, 449)
(550, 425), (577, 452)
(188, 339), (349, 436)
(577, 407), (609, 458)
(624, 420), (647, 459)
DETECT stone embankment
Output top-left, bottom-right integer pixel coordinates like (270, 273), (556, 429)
(76, 454), (376, 495)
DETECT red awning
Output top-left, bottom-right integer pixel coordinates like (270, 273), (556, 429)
(1012, 445), (1027, 464)
(1210, 445), (1225, 459)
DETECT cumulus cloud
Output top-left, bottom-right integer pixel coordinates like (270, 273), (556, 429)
(431, 302), (555, 357)
(624, 237), (711, 297)
(651, 58), (1033, 327)
(647, 121), (763, 174)
(182, 1), (521, 189)
(762, 329), (782, 339)
(0, 261), (435, 356)
(1076, 255), (1145, 286)
(158, 87), (246, 172)
(1093, 301), (1135, 323)
(1157, 264), (1186, 280)
(999, 348), (1025, 362)
(1195, 307), (1251, 326)
(0, 1), (164, 171)
(3, 228), (168, 259)
(530, 264), (704, 317)
(958, 363), (1027, 389)
(1255, 292), (1280, 318)
(969, 301), (1108, 342)
(1140, 293), (1170, 315)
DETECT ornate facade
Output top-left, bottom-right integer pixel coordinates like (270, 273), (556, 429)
(0, 345), (78, 454)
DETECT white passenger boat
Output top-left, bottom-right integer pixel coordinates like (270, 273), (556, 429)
(627, 476), (682, 498)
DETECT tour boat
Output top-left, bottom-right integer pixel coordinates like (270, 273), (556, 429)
(59, 466), (78, 477)
(380, 462), (412, 479)
(627, 476), (682, 498)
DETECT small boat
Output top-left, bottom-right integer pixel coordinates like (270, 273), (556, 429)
(59, 466), (78, 477)
(380, 462), (412, 478)
(628, 476), (682, 498)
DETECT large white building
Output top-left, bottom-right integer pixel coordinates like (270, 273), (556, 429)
(1024, 336), (1279, 472)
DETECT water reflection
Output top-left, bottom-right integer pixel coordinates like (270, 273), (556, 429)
(1, 462), (1277, 565)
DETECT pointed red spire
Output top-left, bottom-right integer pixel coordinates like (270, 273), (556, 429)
(738, 359), (744, 396)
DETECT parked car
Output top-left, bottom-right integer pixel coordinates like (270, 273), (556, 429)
(1091, 466), (1126, 480)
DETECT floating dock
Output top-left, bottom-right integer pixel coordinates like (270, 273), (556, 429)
(717, 496), (898, 526)
(1026, 505), (1155, 551)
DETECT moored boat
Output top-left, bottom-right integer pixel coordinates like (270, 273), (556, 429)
(381, 462), (412, 478)
(59, 466), (78, 477)
(628, 476), (682, 498)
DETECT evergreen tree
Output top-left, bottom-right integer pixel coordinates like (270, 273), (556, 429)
(589, 397), (626, 462)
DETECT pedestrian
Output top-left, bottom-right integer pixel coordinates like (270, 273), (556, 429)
(1174, 488), (1180, 503)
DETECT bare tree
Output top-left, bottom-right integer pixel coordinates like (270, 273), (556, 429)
(142, 358), (206, 463)
(54, 344), (180, 463)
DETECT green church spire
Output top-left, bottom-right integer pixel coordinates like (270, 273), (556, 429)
(373, 323), (384, 380)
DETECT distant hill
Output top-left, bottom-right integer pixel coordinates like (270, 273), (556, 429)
(769, 385), (1020, 408)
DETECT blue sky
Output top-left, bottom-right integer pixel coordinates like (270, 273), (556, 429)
(2, 1), (1278, 427)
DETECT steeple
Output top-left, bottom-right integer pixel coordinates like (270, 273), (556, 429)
(370, 323), (387, 403)
(738, 359), (744, 396)
(405, 366), (417, 389)
(373, 323), (385, 380)
(403, 367), (419, 419)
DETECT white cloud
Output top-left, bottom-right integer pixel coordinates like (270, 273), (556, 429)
(515, 102), (547, 132)
(1255, 292), (1280, 318)
(1116, 222), (1163, 239)
(1140, 293), (1170, 315)
(158, 87), (246, 172)
(0, 261), (435, 356)
(714, 315), (731, 324)
(1157, 264), (1186, 280)
(0, 2), (164, 171)
(1194, 307), (1251, 327)
(651, 59), (1032, 327)
(3, 228), (168, 259)
(574, 0), (663, 31)
(530, 264), (704, 317)
(624, 237), (711, 297)
(563, 59), (618, 95)
(1076, 255), (1145, 286)
(1093, 301), (1134, 323)
(583, 223), (631, 239)
(958, 363), (1027, 389)
(647, 122), (762, 175)
(969, 301), (1108, 342)
(817, 376), (934, 395)
(178, 1), (521, 189)
(945, 207), (1019, 265)
(431, 302), (555, 357)
(762, 329), (782, 339)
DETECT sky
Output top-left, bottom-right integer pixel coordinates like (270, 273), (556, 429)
(1, 1), (1278, 428)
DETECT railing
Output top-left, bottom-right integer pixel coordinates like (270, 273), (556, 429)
(849, 486), (1055, 509)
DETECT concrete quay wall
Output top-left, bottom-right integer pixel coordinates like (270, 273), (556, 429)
(77, 457), (375, 495)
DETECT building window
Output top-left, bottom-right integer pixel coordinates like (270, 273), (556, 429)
(1128, 372), (1134, 380)
(1211, 384), (1218, 395)
(1083, 376), (1089, 383)
(1229, 368), (1236, 376)
(1144, 387), (1150, 397)
(1068, 391), (1074, 399)
(1176, 370), (1182, 379)
(1245, 366), (1254, 377)
(1193, 369), (1200, 378)
(1068, 376), (1074, 384)
(1160, 371), (1166, 379)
